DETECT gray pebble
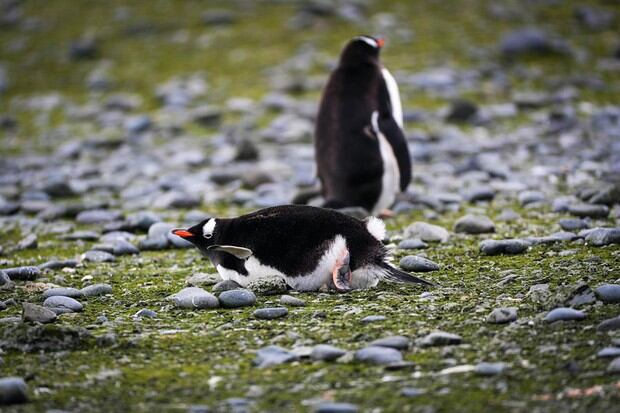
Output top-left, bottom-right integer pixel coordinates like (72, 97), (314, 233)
(598, 316), (620, 332)
(186, 273), (221, 287)
(607, 357), (620, 374)
(559, 218), (589, 231)
(81, 283), (112, 297)
(598, 347), (620, 358)
(454, 214), (495, 234)
(586, 228), (620, 246)
(544, 307), (586, 322)
(76, 209), (123, 224)
(568, 204), (609, 219)
(138, 236), (168, 251)
(253, 307), (288, 320)
(212, 279), (242, 293)
(254, 345), (299, 368)
(246, 275), (288, 295)
(404, 222), (449, 243)
(310, 344), (347, 361)
(17, 234), (37, 250)
(401, 388), (425, 397)
(479, 239), (529, 255)
(43, 296), (83, 312)
(369, 336), (409, 350)
(0, 377), (28, 405)
(280, 295), (305, 307)
(354, 346), (403, 365)
(3, 266), (40, 281)
(419, 331), (462, 347)
(22, 302), (57, 324)
(134, 308), (157, 318)
(474, 362), (508, 376)
(398, 238), (428, 250)
(399, 255), (439, 272)
(595, 284), (620, 303)
(486, 307), (517, 324)
(42, 287), (83, 299)
(361, 315), (386, 323)
(314, 402), (358, 413)
(38, 259), (78, 271)
(112, 239), (139, 256)
(218, 289), (256, 308)
(60, 230), (100, 241)
(172, 287), (219, 309)
(82, 250), (116, 263)
(518, 190), (545, 206)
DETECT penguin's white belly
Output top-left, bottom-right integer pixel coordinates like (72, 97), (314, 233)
(214, 235), (383, 291)
(373, 132), (401, 215)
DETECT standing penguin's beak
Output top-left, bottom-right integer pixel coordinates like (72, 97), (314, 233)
(376, 38), (385, 48)
(171, 229), (193, 239)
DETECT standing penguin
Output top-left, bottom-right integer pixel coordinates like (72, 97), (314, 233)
(315, 35), (411, 215)
(172, 205), (432, 292)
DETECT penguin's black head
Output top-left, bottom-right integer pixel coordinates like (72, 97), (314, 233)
(339, 35), (384, 67)
(172, 217), (218, 254)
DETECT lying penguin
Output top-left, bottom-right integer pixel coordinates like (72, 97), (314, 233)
(172, 205), (432, 292)
(314, 35), (411, 215)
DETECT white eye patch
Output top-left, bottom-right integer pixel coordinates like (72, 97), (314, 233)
(203, 218), (216, 239)
(355, 36), (378, 48)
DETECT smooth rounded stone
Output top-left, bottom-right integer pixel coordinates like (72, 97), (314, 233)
(361, 315), (386, 324)
(81, 283), (112, 297)
(0, 271), (12, 286)
(280, 295), (306, 307)
(354, 346), (403, 365)
(404, 222), (449, 243)
(246, 275), (288, 295)
(42, 287), (83, 299)
(399, 255), (439, 272)
(0, 377), (28, 405)
(598, 347), (620, 358)
(124, 114), (151, 134)
(479, 239), (529, 255)
(254, 345), (299, 368)
(474, 362), (508, 376)
(585, 228), (620, 246)
(500, 28), (568, 57)
(61, 230), (100, 241)
(486, 307), (517, 324)
(607, 357), (620, 374)
(253, 307), (288, 320)
(22, 302), (57, 324)
(314, 402), (358, 413)
(126, 211), (161, 231)
(419, 331), (462, 347)
(398, 238), (428, 250)
(138, 236), (168, 251)
(76, 209), (123, 224)
(595, 284), (620, 303)
(568, 204), (609, 219)
(3, 266), (40, 281)
(134, 308), (157, 318)
(82, 250), (116, 263)
(518, 190), (546, 206)
(496, 209), (521, 222)
(111, 239), (139, 256)
(172, 287), (219, 309)
(369, 336), (409, 350)
(559, 218), (589, 231)
(186, 273), (220, 287)
(38, 259), (78, 271)
(598, 316), (620, 332)
(212, 279), (242, 293)
(43, 296), (83, 312)
(454, 214), (495, 234)
(148, 222), (175, 239)
(445, 99), (478, 122)
(310, 344), (347, 361)
(401, 388), (425, 397)
(218, 289), (256, 308)
(544, 307), (586, 323)
(17, 234), (37, 250)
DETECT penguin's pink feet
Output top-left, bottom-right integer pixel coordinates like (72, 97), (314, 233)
(378, 209), (395, 218)
(332, 249), (352, 292)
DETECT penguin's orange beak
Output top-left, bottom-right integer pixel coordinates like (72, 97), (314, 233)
(376, 38), (385, 48)
(172, 229), (193, 238)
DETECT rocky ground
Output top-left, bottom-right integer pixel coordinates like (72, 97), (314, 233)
(1, 0), (620, 412)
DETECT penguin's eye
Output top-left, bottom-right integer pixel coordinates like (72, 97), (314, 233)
(204, 232), (213, 239)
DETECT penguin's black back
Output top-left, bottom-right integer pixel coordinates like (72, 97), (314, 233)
(212, 205), (384, 277)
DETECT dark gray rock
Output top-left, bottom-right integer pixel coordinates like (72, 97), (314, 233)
(419, 331), (462, 347)
(454, 214), (495, 234)
(254, 345), (299, 368)
(138, 236), (168, 251)
(369, 336), (409, 350)
(586, 228), (620, 246)
(559, 218), (589, 232)
(172, 287), (219, 309)
(253, 307), (288, 320)
(81, 283), (112, 297)
(354, 346), (403, 365)
(16, 234), (37, 250)
(126, 211), (161, 231)
(568, 204), (609, 219)
(43, 296), (83, 312)
(608, 357), (620, 374)
(22, 303), (57, 324)
(310, 344), (346, 361)
(42, 287), (83, 299)
(595, 284), (620, 304)
(445, 99), (478, 123)
(82, 250), (116, 263)
(404, 222), (449, 243)
(0, 271), (12, 287)
(399, 255), (439, 272)
(148, 222), (175, 239)
(544, 307), (586, 322)
(124, 115), (151, 134)
(69, 35), (98, 60)
(361, 315), (386, 323)
(38, 259), (78, 271)
(61, 230), (99, 241)
(314, 402), (358, 413)
(0, 377), (28, 405)
(463, 186), (495, 203)
(3, 266), (40, 281)
(218, 289), (256, 308)
(500, 28), (569, 57)
(134, 308), (157, 318)
(401, 388), (425, 397)
(212, 279), (242, 293)
(76, 209), (123, 224)
(518, 190), (546, 206)
(486, 307), (517, 324)
(111, 239), (139, 256)
(280, 295), (305, 307)
(398, 238), (428, 250)
(598, 347), (620, 358)
(496, 209), (521, 222)
(474, 362), (508, 376)
(479, 239), (529, 255)
(246, 276), (288, 295)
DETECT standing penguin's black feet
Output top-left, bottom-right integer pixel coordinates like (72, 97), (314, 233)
(332, 249), (352, 292)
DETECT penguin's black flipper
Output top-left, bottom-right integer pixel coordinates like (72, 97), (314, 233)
(377, 114), (411, 191)
(378, 262), (435, 286)
(207, 245), (253, 259)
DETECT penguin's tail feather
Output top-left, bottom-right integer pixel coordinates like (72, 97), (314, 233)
(377, 261), (435, 287)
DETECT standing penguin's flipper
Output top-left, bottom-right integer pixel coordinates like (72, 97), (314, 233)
(377, 114), (411, 191)
(332, 249), (352, 292)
